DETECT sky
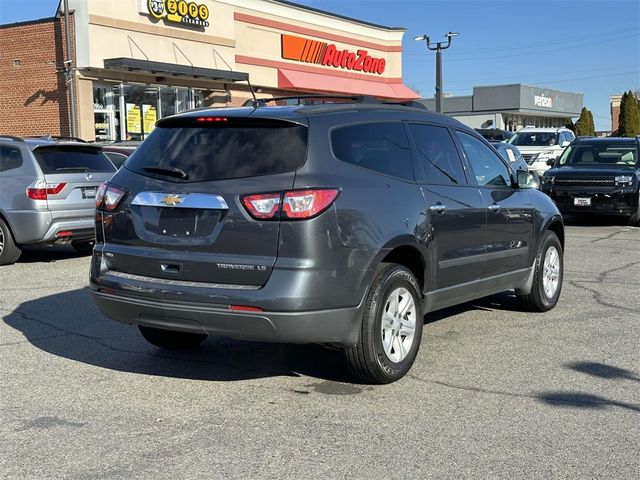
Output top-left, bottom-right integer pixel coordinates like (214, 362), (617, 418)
(1, 0), (638, 130)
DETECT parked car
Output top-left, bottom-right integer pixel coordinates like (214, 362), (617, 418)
(99, 141), (141, 169)
(0, 135), (116, 265)
(508, 127), (575, 176)
(493, 142), (529, 173)
(475, 128), (512, 143)
(89, 97), (565, 384)
(541, 136), (640, 224)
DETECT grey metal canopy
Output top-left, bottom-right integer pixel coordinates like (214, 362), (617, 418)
(103, 57), (249, 82)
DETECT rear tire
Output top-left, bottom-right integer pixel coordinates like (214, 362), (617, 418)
(0, 218), (22, 266)
(71, 240), (95, 255)
(517, 230), (563, 312)
(138, 325), (208, 350)
(346, 264), (423, 384)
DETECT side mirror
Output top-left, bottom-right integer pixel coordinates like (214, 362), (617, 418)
(546, 158), (556, 166)
(561, 140), (570, 147)
(516, 170), (539, 189)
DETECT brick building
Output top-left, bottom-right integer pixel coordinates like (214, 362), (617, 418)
(0, 0), (417, 141)
(610, 94), (621, 133)
(0, 15), (76, 137)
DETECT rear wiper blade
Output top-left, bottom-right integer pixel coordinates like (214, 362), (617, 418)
(55, 167), (89, 172)
(142, 166), (189, 179)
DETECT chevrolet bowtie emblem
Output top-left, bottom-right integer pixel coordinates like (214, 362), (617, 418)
(160, 194), (185, 206)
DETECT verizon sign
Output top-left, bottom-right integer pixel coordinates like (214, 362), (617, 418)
(534, 94), (553, 108)
(281, 34), (386, 75)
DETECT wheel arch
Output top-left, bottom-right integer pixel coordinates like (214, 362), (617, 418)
(543, 214), (565, 250)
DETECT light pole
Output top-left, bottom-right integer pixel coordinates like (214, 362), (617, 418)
(414, 32), (459, 113)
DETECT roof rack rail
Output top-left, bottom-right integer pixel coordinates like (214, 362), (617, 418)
(382, 100), (428, 110)
(0, 134), (25, 142)
(243, 94), (382, 108)
(243, 95), (428, 110)
(26, 135), (88, 143)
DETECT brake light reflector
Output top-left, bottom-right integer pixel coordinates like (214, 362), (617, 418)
(282, 189), (339, 219)
(241, 193), (282, 219)
(230, 305), (264, 312)
(95, 183), (127, 211)
(56, 231), (73, 238)
(26, 181), (67, 200)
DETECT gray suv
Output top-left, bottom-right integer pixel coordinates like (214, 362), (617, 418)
(0, 136), (116, 265)
(90, 98), (565, 384)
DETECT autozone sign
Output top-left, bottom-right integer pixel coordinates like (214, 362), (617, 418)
(281, 34), (386, 75)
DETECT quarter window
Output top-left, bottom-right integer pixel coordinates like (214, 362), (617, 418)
(409, 124), (467, 185)
(0, 146), (23, 173)
(331, 123), (414, 181)
(456, 132), (512, 188)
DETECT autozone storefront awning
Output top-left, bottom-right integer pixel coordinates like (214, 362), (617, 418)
(277, 68), (418, 100)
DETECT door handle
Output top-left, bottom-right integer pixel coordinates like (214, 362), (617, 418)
(488, 204), (502, 212)
(429, 204), (447, 214)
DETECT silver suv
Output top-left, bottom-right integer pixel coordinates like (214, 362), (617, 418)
(508, 127), (575, 176)
(0, 135), (116, 265)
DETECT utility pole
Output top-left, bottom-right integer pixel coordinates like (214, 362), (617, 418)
(63, 0), (77, 138)
(414, 32), (459, 113)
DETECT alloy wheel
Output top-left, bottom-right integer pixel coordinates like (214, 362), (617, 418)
(542, 245), (560, 299)
(380, 287), (417, 363)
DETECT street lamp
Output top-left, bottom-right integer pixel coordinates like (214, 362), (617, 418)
(414, 32), (459, 113)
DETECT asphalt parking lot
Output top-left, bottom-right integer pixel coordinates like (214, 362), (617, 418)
(1, 219), (639, 479)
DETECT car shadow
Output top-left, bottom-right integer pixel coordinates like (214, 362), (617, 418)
(2, 287), (357, 383)
(537, 392), (640, 412)
(16, 245), (91, 264)
(563, 215), (631, 227)
(3, 286), (536, 384)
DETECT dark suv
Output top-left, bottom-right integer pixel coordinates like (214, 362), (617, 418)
(90, 98), (565, 384)
(541, 137), (640, 224)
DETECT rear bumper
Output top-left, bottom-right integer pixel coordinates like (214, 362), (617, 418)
(5, 209), (95, 244)
(91, 290), (363, 346)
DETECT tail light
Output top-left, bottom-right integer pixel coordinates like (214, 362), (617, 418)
(95, 182), (127, 211)
(241, 188), (339, 220)
(241, 193), (281, 219)
(26, 180), (66, 200)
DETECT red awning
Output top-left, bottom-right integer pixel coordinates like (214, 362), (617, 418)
(277, 69), (419, 100)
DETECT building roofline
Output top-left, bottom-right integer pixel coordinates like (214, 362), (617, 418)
(269, 0), (406, 31)
(474, 83), (583, 96)
(0, 16), (58, 29)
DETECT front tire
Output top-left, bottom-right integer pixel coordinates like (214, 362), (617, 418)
(517, 230), (563, 312)
(0, 218), (22, 266)
(138, 325), (208, 350)
(346, 264), (423, 384)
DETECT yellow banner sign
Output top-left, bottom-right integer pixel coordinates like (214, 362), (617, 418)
(144, 0), (210, 28)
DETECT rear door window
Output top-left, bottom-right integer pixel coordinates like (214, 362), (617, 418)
(409, 124), (467, 185)
(0, 145), (23, 173)
(331, 122), (414, 181)
(34, 146), (116, 174)
(125, 118), (308, 182)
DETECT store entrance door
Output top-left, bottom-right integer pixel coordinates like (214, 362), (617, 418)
(94, 109), (116, 141)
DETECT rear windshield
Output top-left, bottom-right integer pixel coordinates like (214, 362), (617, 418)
(558, 144), (638, 167)
(509, 132), (558, 147)
(125, 118), (308, 182)
(34, 147), (116, 174)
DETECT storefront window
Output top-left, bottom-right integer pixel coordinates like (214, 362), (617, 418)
(160, 87), (176, 118)
(96, 83), (206, 141)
